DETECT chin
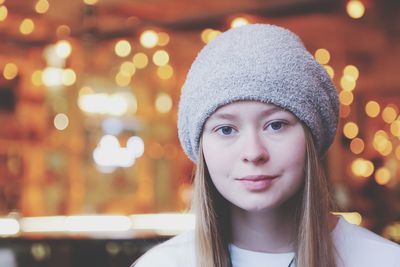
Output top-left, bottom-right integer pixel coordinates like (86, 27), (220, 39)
(235, 202), (278, 213)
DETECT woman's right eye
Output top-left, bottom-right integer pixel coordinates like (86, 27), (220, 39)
(216, 126), (236, 136)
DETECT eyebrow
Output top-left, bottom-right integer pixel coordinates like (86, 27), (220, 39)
(210, 106), (284, 121)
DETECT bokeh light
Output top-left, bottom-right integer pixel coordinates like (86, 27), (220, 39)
(0, 218), (20, 235)
(127, 136), (145, 158)
(31, 70), (43, 86)
(351, 158), (374, 178)
(373, 130), (392, 155)
(346, 0), (365, 19)
(314, 48), (330, 65)
(201, 29), (213, 43)
(155, 93), (173, 113)
(373, 131), (393, 156)
(231, 17), (249, 28)
(140, 30), (158, 49)
(365, 101), (380, 118)
(78, 93), (131, 116)
(54, 113), (69, 131)
(55, 40), (72, 58)
(382, 106), (397, 124)
(0, 5), (8, 22)
(208, 30), (221, 43)
(133, 53), (149, 69)
(380, 141), (393, 156)
(350, 138), (365, 155)
(152, 50), (169, 66)
(120, 61), (136, 76)
(79, 86), (94, 96)
(35, 0), (49, 14)
(339, 91), (354, 106)
(375, 167), (391, 185)
(340, 75), (356, 91)
(374, 130), (388, 140)
(3, 63), (18, 80)
(83, 0), (99, 5)
(333, 212), (362, 225)
(56, 25), (71, 38)
(343, 122), (359, 139)
(156, 64), (174, 80)
(157, 32), (170, 46)
(343, 65), (359, 80)
(93, 135), (141, 169)
(390, 120), (400, 137)
(42, 67), (63, 87)
(383, 223), (400, 243)
(20, 18), (35, 35)
(62, 69), (76, 86)
(108, 94), (129, 116)
(115, 40), (131, 57)
(201, 29), (221, 43)
(115, 72), (131, 87)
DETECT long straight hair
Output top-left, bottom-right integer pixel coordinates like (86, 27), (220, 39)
(192, 125), (337, 267)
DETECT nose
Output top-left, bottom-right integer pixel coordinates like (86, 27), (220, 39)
(241, 130), (269, 164)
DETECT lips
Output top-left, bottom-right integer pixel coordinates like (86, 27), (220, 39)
(235, 175), (278, 191)
(236, 175), (278, 181)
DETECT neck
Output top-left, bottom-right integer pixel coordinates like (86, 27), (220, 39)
(230, 200), (297, 253)
(230, 200), (340, 254)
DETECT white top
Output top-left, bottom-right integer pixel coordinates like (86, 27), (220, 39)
(0, 249), (17, 267)
(132, 217), (400, 267)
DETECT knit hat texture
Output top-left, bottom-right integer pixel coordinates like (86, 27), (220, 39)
(178, 24), (339, 163)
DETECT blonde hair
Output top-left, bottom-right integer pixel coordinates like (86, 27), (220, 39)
(192, 125), (337, 267)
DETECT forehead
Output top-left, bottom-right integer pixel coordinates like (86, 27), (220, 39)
(210, 100), (293, 118)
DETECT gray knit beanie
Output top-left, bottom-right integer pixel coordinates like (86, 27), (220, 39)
(178, 24), (339, 163)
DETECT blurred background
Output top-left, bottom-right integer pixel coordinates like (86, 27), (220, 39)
(0, 0), (399, 266)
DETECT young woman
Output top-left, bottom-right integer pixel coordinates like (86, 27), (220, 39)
(132, 24), (400, 267)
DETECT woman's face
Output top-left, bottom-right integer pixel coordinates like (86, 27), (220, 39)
(202, 101), (307, 212)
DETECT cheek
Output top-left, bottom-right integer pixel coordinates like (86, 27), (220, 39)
(291, 146), (307, 190)
(202, 138), (217, 168)
(291, 146), (306, 171)
(202, 137), (233, 182)
(280, 131), (307, 184)
(203, 148), (228, 178)
(288, 130), (307, 164)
